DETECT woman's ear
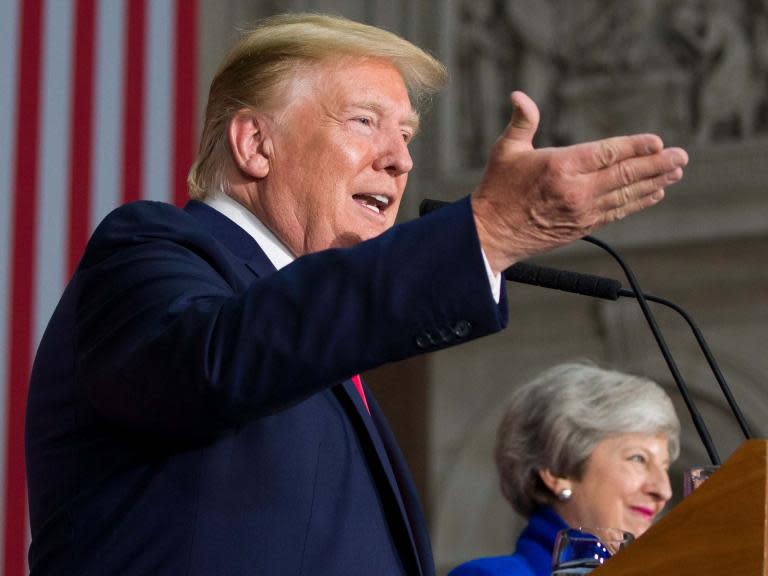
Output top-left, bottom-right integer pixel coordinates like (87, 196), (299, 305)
(228, 109), (271, 179)
(539, 469), (572, 499)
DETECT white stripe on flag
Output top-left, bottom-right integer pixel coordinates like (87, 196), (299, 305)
(0, 0), (20, 570)
(92, 0), (126, 229)
(143, 0), (173, 203)
(34, 0), (75, 347)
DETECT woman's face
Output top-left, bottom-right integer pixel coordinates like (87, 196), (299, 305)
(555, 433), (672, 538)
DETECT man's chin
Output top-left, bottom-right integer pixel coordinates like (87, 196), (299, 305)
(329, 232), (366, 249)
(332, 224), (393, 248)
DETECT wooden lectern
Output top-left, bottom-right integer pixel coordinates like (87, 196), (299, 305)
(593, 440), (768, 575)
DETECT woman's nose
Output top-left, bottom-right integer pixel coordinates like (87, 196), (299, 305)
(647, 465), (673, 503)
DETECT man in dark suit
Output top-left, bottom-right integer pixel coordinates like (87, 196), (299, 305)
(25, 13), (688, 576)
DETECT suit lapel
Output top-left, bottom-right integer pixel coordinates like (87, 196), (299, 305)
(341, 379), (424, 576)
(366, 389), (434, 576)
(184, 200), (276, 278)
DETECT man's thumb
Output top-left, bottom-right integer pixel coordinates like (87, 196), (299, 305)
(500, 91), (540, 147)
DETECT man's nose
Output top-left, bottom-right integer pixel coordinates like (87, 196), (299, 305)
(373, 133), (413, 176)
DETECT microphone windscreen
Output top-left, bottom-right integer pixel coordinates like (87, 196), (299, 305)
(505, 262), (622, 301)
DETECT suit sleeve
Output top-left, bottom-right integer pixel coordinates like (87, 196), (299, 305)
(74, 197), (508, 436)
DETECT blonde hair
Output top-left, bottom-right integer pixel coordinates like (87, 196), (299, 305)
(187, 13), (447, 200)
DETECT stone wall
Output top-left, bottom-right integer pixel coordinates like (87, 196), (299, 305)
(198, 2), (768, 573)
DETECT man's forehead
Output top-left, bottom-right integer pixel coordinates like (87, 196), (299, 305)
(286, 57), (417, 120)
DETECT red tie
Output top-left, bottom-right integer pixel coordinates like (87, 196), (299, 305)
(351, 374), (370, 414)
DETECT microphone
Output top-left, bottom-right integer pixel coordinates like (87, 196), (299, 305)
(504, 260), (752, 440)
(625, 290), (753, 440)
(418, 199), (750, 464)
(580, 236), (752, 456)
(504, 262), (622, 301)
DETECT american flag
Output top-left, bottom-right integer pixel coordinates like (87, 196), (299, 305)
(0, 0), (198, 573)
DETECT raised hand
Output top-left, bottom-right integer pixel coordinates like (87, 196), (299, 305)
(472, 91), (689, 274)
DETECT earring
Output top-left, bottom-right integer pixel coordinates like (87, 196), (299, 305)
(557, 488), (572, 501)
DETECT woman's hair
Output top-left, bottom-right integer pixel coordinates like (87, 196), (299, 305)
(187, 12), (447, 200)
(495, 362), (681, 517)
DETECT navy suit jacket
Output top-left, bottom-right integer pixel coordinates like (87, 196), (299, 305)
(26, 197), (507, 575)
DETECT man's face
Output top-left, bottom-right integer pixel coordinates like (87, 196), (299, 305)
(252, 57), (418, 256)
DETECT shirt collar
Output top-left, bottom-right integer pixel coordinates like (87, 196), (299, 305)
(204, 192), (295, 271)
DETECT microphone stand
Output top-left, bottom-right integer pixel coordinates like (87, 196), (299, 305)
(617, 288), (753, 439)
(583, 235), (722, 465)
(504, 260), (753, 442)
(419, 198), (733, 464)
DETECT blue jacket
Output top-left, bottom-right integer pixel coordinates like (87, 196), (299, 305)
(448, 507), (568, 576)
(26, 197), (507, 575)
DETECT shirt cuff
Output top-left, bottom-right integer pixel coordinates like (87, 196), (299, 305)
(481, 248), (502, 304)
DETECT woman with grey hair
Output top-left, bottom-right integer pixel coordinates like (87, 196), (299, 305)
(449, 362), (680, 576)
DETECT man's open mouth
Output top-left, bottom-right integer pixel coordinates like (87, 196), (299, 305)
(353, 193), (390, 214)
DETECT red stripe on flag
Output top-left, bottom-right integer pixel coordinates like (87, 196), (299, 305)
(122, 0), (146, 204)
(5, 0), (43, 573)
(172, 0), (197, 208)
(67, 0), (97, 276)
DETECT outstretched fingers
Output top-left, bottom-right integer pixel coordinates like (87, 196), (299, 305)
(592, 147), (688, 218)
(601, 147), (688, 191)
(601, 187), (667, 223)
(567, 134), (665, 174)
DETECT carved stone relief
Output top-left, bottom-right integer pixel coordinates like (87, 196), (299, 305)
(446, 0), (768, 170)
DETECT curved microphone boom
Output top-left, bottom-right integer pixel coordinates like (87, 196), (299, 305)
(505, 259), (752, 442)
(627, 291), (752, 439)
(581, 235), (720, 464)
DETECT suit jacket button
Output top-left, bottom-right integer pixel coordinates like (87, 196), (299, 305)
(415, 333), (431, 349)
(437, 327), (452, 343)
(452, 320), (471, 338)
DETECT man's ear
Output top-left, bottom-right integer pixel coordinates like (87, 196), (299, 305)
(228, 109), (271, 179)
(539, 468), (571, 496)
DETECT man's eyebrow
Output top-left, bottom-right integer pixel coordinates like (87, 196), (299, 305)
(354, 101), (420, 134)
